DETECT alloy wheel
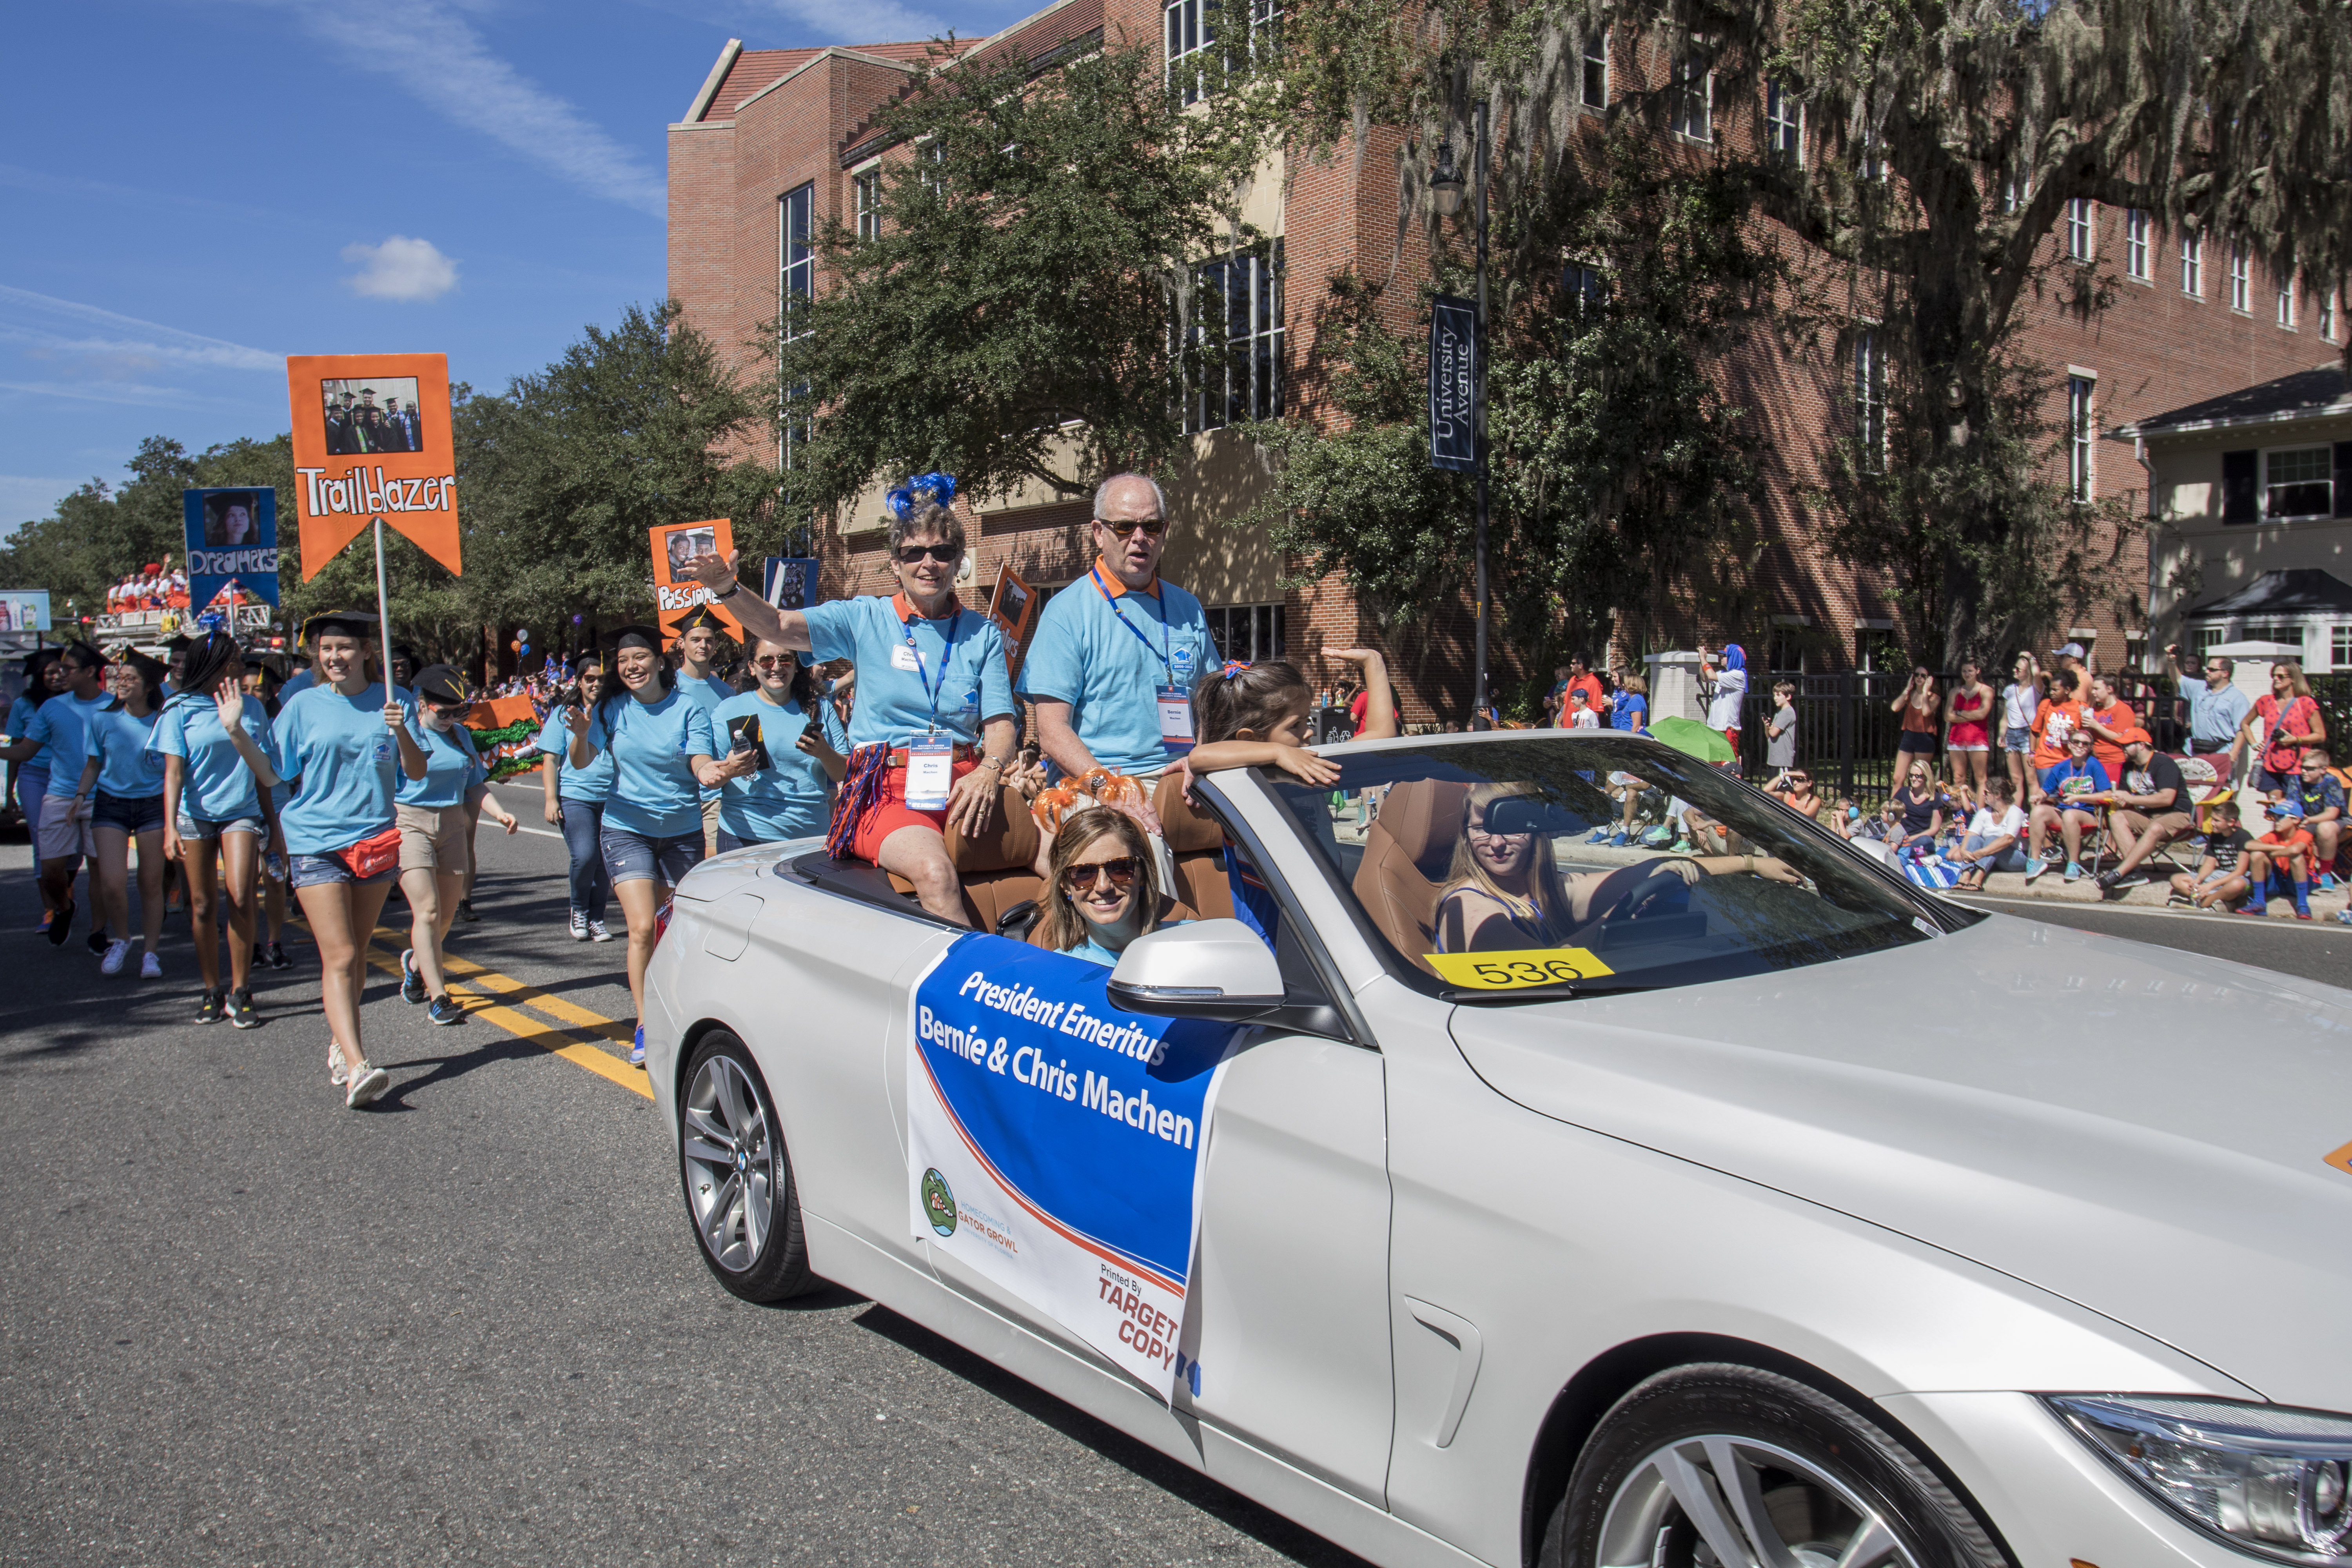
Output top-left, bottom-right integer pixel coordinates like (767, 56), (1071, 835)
(1595, 1434), (1922, 1568)
(681, 1053), (773, 1273)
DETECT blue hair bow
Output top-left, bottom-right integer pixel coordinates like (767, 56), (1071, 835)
(884, 471), (958, 520)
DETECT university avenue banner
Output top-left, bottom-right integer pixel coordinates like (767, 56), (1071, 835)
(904, 934), (1236, 1403)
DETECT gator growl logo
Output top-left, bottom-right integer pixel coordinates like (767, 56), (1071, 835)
(921, 1168), (958, 1236)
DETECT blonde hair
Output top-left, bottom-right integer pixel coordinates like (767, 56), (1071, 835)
(1437, 783), (1568, 944)
(2274, 661), (2312, 699)
(1034, 808), (1162, 954)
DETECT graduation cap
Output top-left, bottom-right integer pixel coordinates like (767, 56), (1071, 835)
(121, 650), (170, 690)
(165, 635), (193, 653)
(602, 624), (663, 653)
(671, 604), (729, 636)
(414, 663), (470, 706)
(302, 610), (381, 641)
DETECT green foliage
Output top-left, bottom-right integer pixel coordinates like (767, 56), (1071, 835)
(768, 41), (1276, 516)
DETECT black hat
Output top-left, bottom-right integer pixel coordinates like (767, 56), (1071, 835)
(414, 663), (469, 705)
(671, 604), (729, 636)
(122, 650), (169, 689)
(389, 643), (419, 664)
(303, 610), (379, 641)
(603, 624), (663, 653)
(165, 635), (193, 653)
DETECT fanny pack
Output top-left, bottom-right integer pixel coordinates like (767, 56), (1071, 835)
(337, 824), (403, 879)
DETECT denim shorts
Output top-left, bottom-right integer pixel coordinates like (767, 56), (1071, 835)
(2002, 725), (2034, 754)
(290, 850), (397, 889)
(93, 790), (166, 835)
(599, 823), (704, 886)
(176, 811), (266, 841)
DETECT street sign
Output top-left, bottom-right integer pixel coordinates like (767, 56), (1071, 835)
(1428, 294), (1479, 472)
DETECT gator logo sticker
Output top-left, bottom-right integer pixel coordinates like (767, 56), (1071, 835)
(921, 1167), (958, 1236)
(2326, 1142), (2352, 1178)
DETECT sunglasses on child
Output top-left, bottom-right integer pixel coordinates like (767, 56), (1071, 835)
(895, 543), (959, 563)
(1094, 517), (1167, 537)
(1060, 857), (1141, 893)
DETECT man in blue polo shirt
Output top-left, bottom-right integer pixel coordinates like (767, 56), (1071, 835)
(1017, 473), (1219, 801)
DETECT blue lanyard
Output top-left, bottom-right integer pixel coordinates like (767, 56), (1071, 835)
(900, 601), (962, 730)
(1093, 566), (1171, 683)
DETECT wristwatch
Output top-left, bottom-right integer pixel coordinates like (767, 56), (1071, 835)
(709, 579), (739, 601)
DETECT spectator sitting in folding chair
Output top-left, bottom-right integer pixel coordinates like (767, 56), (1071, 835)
(2092, 728), (2193, 894)
(2287, 746), (2344, 890)
(2241, 798), (2319, 920)
(1949, 777), (2029, 891)
(2168, 799), (2254, 911)
(2025, 730), (2110, 883)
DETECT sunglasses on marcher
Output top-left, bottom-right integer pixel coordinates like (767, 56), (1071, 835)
(1060, 857), (1141, 893)
(1094, 517), (1167, 538)
(895, 543), (958, 564)
(752, 655), (795, 669)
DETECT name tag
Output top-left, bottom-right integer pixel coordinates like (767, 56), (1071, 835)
(1157, 687), (1194, 750)
(890, 644), (921, 672)
(904, 735), (954, 811)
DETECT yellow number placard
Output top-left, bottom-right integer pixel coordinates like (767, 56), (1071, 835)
(1423, 947), (1616, 990)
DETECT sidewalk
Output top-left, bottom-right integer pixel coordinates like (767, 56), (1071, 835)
(1961, 862), (2352, 918)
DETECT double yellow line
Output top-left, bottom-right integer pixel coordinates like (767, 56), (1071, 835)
(359, 928), (653, 1100)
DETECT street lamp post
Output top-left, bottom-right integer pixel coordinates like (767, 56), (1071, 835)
(1430, 103), (1492, 726)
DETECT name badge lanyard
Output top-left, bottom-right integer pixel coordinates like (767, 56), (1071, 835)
(902, 608), (963, 810)
(1094, 567), (1193, 748)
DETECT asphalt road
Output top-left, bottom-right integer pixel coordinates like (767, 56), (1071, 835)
(2, 781), (2342, 1567)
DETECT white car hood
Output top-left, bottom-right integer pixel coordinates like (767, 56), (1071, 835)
(1447, 913), (2352, 1407)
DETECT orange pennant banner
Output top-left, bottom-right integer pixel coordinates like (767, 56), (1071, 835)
(285, 353), (463, 579)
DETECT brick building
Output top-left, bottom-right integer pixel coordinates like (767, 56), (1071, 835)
(665, 2), (2345, 724)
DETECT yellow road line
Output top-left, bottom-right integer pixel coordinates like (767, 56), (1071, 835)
(433, 950), (635, 1046)
(360, 938), (652, 1101)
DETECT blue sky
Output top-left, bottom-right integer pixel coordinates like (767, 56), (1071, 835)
(0, 0), (1042, 541)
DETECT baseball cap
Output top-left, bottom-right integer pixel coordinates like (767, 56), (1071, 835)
(2052, 641), (2087, 659)
(2119, 727), (2153, 748)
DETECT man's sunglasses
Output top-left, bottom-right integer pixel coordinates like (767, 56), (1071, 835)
(1060, 857), (1141, 893)
(1094, 517), (1167, 538)
(895, 543), (958, 564)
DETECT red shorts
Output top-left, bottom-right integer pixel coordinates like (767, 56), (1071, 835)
(851, 757), (978, 862)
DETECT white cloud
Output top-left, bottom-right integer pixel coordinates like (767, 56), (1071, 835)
(0, 283), (281, 372)
(766, 0), (947, 43)
(343, 237), (461, 302)
(283, 1), (666, 217)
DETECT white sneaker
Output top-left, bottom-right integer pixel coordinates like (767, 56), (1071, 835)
(568, 912), (590, 941)
(346, 1060), (390, 1108)
(329, 1041), (349, 1086)
(588, 920), (613, 943)
(100, 939), (131, 975)
(139, 952), (162, 979)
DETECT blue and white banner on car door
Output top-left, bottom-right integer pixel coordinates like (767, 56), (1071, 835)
(906, 932), (1238, 1403)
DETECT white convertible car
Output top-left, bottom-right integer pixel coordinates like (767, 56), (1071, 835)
(641, 731), (2352, 1568)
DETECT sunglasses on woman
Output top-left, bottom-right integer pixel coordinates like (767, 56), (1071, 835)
(1095, 517), (1166, 537)
(1060, 857), (1141, 892)
(751, 654), (795, 669)
(895, 543), (958, 563)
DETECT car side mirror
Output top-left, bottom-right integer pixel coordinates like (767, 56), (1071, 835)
(1105, 920), (1286, 1024)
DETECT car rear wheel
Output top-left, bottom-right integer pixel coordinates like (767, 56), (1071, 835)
(678, 1031), (813, 1301)
(1543, 1364), (2005, 1568)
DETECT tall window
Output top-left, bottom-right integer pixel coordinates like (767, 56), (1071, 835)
(2277, 273), (2297, 328)
(2266, 447), (2333, 518)
(2229, 241), (2250, 312)
(853, 169), (882, 243)
(1766, 81), (1802, 162)
(1858, 124), (1884, 183)
(779, 183), (815, 468)
(1667, 53), (1711, 142)
(1581, 32), (1608, 109)
(1183, 240), (1283, 433)
(2065, 198), (2094, 261)
(1203, 604), (1285, 662)
(2067, 376), (2096, 501)
(2323, 291), (2339, 342)
(1854, 331), (1885, 470)
(1562, 261), (1606, 313)
(1166, 0), (1280, 105)
(2125, 209), (2151, 279)
(2180, 229), (2203, 296)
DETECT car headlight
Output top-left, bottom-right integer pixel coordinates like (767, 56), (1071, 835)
(2047, 1395), (2352, 1564)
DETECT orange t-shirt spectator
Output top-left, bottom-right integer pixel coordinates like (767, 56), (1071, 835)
(1560, 662), (1605, 724)
(2030, 669), (2086, 771)
(2078, 674), (2136, 785)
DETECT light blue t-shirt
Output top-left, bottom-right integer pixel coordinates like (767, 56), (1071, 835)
(24, 692), (112, 797)
(803, 594), (1011, 750)
(590, 688), (716, 840)
(154, 693), (274, 822)
(674, 671), (736, 801)
(1062, 919), (1189, 969)
(536, 711), (614, 802)
(278, 668), (318, 701)
(269, 682), (413, 855)
(82, 703), (167, 799)
(6, 694), (51, 774)
(1016, 568), (1218, 776)
(711, 689), (847, 844)
(396, 720), (483, 810)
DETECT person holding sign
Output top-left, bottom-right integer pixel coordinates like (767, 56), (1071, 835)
(669, 604), (740, 857)
(396, 665), (521, 1026)
(1032, 808), (1181, 966)
(216, 611), (427, 1109)
(681, 491), (1015, 926)
(710, 637), (848, 850)
(156, 632), (274, 1027)
(561, 625), (749, 1065)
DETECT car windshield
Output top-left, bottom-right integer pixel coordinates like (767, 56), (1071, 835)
(1258, 736), (1965, 1001)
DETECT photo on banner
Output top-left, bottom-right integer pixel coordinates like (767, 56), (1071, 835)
(650, 518), (739, 648)
(285, 353), (461, 579)
(182, 487), (280, 611)
(987, 561), (1036, 652)
(762, 555), (820, 613)
(0, 590), (52, 633)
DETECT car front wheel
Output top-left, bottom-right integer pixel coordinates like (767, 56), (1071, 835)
(678, 1031), (813, 1302)
(1543, 1364), (2006, 1568)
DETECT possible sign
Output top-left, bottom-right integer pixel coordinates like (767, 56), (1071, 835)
(182, 487), (280, 610)
(286, 353), (462, 578)
(1428, 294), (1480, 473)
(986, 561), (1036, 674)
(650, 519), (740, 647)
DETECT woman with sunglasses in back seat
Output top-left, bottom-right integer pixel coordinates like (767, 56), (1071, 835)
(679, 474), (1016, 926)
(1033, 808), (1183, 967)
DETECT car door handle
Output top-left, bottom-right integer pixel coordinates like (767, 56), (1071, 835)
(1402, 1296), (1483, 1449)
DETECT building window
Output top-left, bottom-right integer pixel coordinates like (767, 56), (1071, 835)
(1767, 628), (1808, 675)
(1766, 81), (1802, 162)
(2242, 620), (2308, 658)
(2067, 376), (2095, 501)
(2266, 446), (2334, 519)
(1183, 240), (1283, 432)
(1581, 32), (1607, 109)
(1203, 603), (1284, 662)
(2065, 198), (2094, 261)
(2322, 292), (2339, 342)
(1858, 124), (1883, 183)
(1562, 261), (1606, 313)
(1667, 53), (1711, 142)
(2002, 175), (2026, 212)
(2229, 241), (2250, 312)
(2335, 624), (2352, 669)
(2180, 229), (2203, 296)
(1166, 0), (1280, 105)
(779, 183), (815, 468)
(2125, 209), (2150, 279)
(1854, 330), (1884, 470)
(2277, 274), (2296, 329)
(853, 169), (882, 243)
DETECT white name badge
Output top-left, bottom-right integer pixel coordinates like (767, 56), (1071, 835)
(1157, 686), (1195, 750)
(890, 644), (921, 672)
(904, 735), (954, 811)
